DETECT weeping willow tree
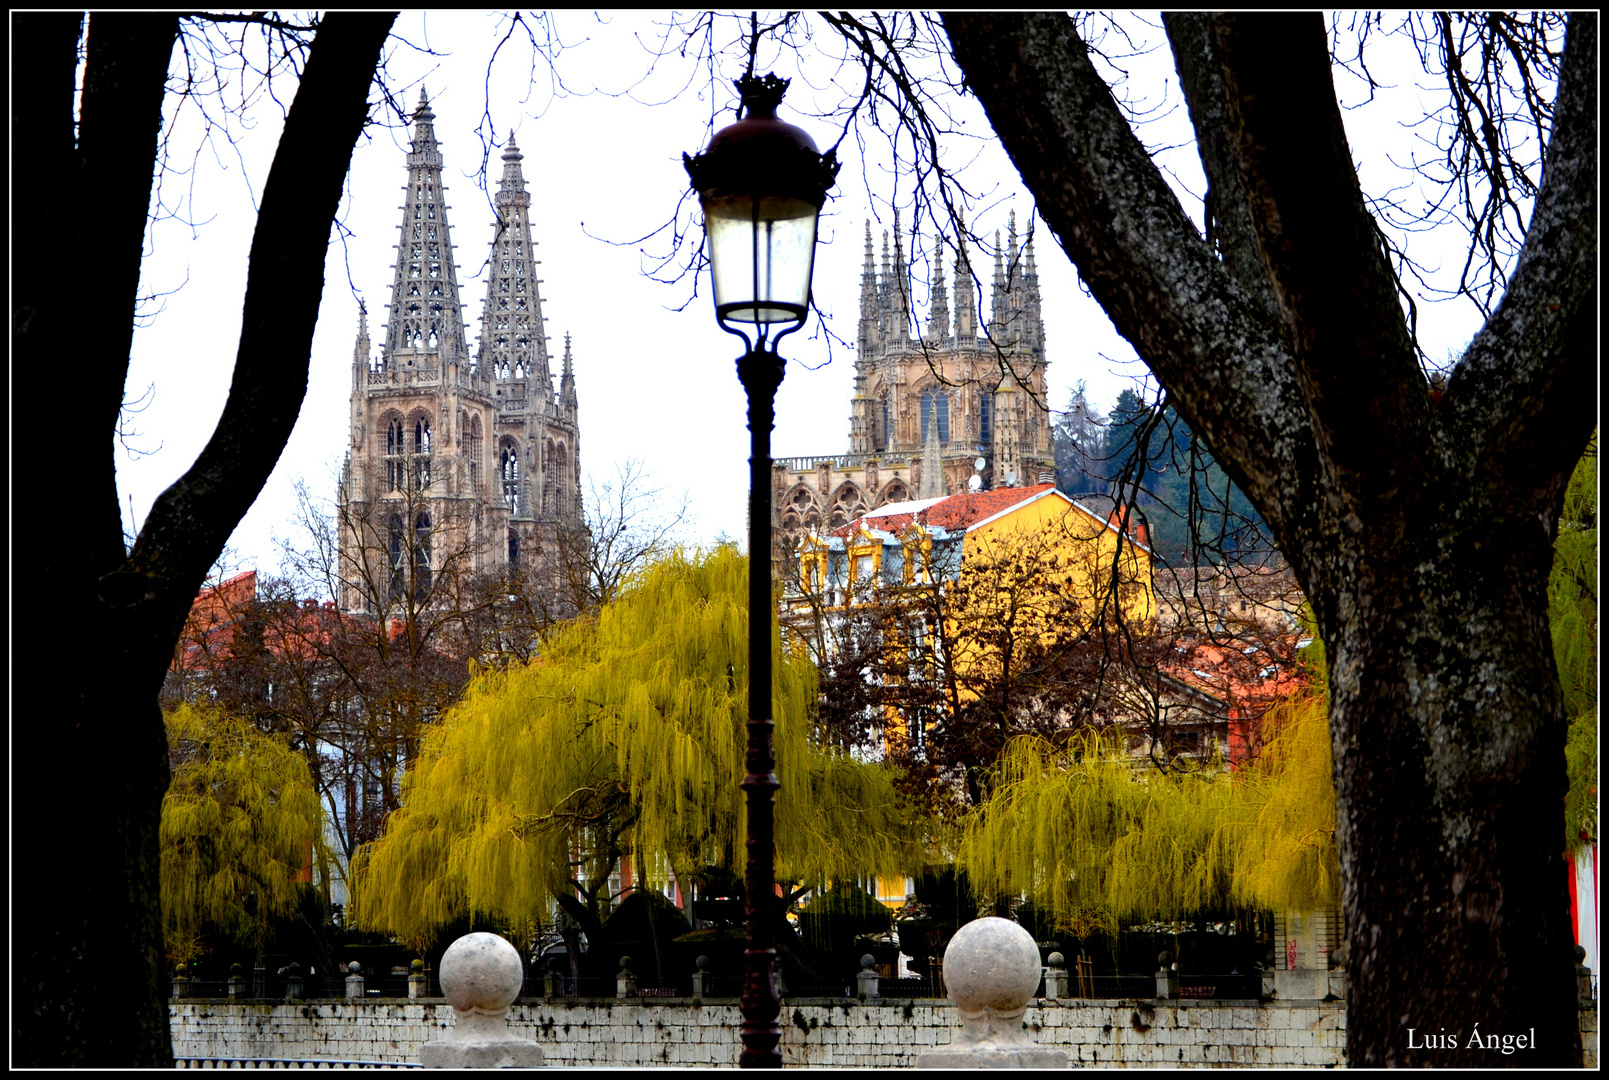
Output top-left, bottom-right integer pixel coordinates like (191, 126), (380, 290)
(957, 643), (1338, 937)
(1553, 433), (1597, 853)
(351, 546), (924, 948)
(160, 703), (327, 964)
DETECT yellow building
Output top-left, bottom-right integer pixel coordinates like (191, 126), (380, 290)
(785, 482), (1156, 755)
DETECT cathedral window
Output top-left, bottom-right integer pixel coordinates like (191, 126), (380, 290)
(508, 528), (520, 568)
(515, 280), (525, 293)
(412, 416), (432, 490)
(468, 416), (482, 493)
(880, 397), (892, 450)
(429, 281), (443, 298)
(412, 223), (421, 240)
(501, 442), (519, 513)
(409, 263), (421, 278)
(385, 416), (406, 492)
(429, 262), (440, 278)
(413, 511), (433, 599)
(427, 204), (435, 220)
(387, 514), (405, 602)
(408, 281), (420, 296)
(515, 296), (527, 309)
(980, 392), (992, 444)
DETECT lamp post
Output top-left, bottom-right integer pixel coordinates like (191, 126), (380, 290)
(685, 73), (837, 1069)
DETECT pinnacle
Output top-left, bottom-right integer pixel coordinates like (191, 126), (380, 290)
(503, 135), (523, 162)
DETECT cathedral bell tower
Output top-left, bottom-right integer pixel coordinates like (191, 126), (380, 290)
(338, 92), (583, 615)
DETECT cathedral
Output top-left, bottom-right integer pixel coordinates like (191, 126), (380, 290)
(772, 211), (1054, 550)
(337, 91), (582, 615)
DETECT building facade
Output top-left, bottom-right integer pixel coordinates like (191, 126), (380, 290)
(338, 91), (582, 615)
(772, 212), (1055, 554)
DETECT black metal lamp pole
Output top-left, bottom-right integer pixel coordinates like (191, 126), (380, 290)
(685, 73), (837, 1069)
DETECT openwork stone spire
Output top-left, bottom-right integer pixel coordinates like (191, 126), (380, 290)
(858, 220), (878, 356)
(953, 224), (978, 343)
(925, 232), (950, 343)
(383, 90), (470, 367)
(475, 135), (553, 392)
(559, 331), (577, 413)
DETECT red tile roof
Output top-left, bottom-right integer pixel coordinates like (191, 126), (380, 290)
(834, 483), (1058, 537)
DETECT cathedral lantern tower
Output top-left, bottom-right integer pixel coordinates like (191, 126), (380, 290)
(338, 93), (583, 616)
(771, 211), (1054, 551)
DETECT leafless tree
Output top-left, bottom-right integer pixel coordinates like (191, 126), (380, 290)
(13, 12), (396, 1066)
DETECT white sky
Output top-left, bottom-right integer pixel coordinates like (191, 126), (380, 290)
(117, 12), (1497, 581)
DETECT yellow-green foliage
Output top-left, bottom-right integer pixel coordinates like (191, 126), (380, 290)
(1552, 432), (1597, 850)
(957, 686), (1338, 936)
(352, 546), (922, 944)
(161, 703), (326, 962)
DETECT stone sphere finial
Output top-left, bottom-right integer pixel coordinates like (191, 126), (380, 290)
(861, 954), (877, 972)
(1048, 952), (1065, 968)
(348, 961), (362, 975)
(695, 955), (710, 971)
(915, 917), (1069, 1068)
(438, 932), (525, 1016)
(411, 958), (426, 973)
(942, 916), (1042, 1015)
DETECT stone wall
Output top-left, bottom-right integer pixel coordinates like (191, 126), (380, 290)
(171, 997), (1350, 1068)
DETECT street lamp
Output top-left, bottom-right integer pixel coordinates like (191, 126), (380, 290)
(685, 72), (837, 1069)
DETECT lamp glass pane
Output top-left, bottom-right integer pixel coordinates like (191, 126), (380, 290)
(704, 194), (818, 323)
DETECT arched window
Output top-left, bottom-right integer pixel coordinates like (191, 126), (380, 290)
(385, 416), (406, 492)
(413, 512), (432, 599)
(386, 514), (405, 603)
(467, 415), (483, 494)
(508, 528), (520, 568)
(879, 395), (892, 451)
(412, 416), (432, 490)
(920, 391), (950, 444)
(501, 441), (520, 513)
(552, 442), (569, 517)
(979, 392), (993, 445)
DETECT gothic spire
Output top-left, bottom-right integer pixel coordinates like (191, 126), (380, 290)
(382, 88), (470, 369)
(989, 228), (1009, 343)
(925, 232), (950, 343)
(890, 210), (909, 346)
(559, 332), (577, 413)
(858, 220), (878, 358)
(919, 395), (945, 499)
(953, 224), (977, 343)
(353, 304), (371, 372)
(475, 135), (554, 397)
(1022, 225), (1044, 355)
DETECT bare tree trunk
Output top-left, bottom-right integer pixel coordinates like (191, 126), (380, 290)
(944, 11), (1595, 1066)
(12, 12), (396, 1066)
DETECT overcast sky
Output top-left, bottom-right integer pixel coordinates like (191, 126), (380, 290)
(116, 12), (1498, 583)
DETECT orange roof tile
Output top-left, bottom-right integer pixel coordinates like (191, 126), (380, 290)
(834, 483), (1057, 537)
